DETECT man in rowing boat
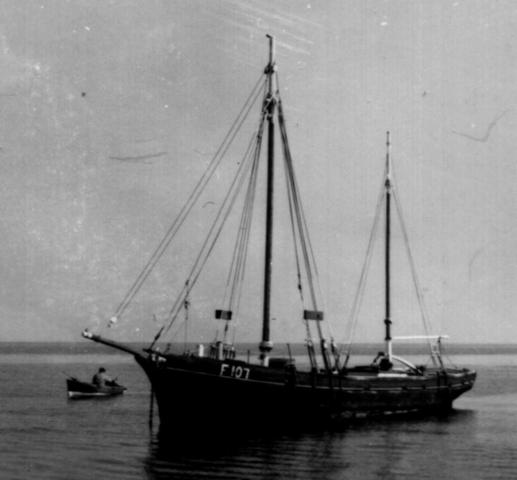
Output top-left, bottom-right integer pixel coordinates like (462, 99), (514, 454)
(92, 367), (113, 387)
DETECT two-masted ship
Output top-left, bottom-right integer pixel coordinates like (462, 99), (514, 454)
(83, 36), (476, 429)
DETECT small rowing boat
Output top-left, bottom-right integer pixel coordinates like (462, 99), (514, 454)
(66, 377), (126, 399)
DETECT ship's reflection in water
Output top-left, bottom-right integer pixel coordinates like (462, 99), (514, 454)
(144, 409), (478, 480)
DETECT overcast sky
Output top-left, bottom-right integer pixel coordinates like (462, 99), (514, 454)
(0, 0), (516, 344)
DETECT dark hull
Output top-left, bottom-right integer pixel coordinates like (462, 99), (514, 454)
(135, 353), (476, 429)
(66, 378), (126, 399)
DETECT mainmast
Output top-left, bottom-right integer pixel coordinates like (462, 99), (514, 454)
(384, 131), (392, 360)
(260, 34), (277, 366)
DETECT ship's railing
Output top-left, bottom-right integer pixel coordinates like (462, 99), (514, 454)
(392, 335), (449, 368)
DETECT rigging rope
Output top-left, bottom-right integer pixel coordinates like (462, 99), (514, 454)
(219, 123), (264, 342)
(273, 75), (307, 311)
(162, 112), (267, 338)
(277, 101), (313, 347)
(277, 95), (335, 370)
(284, 140), (314, 346)
(225, 129), (263, 308)
(341, 173), (388, 365)
(391, 189), (434, 348)
(109, 74), (266, 325)
(163, 151), (256, 340)
(390, 162), (435, 350)
(276, 75), (324, 299)
(278, 100), (323, 331)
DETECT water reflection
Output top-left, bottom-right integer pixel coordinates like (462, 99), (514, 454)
(144, 409), (476, 480)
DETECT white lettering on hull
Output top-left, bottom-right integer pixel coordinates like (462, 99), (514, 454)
(220, 363), (250, 380)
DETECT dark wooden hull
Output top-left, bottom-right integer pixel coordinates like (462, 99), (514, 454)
(135, 353), (476, 429)
(66, 378), (126, 399)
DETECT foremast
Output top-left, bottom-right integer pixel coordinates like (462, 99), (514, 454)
(260, 34), (276, 366)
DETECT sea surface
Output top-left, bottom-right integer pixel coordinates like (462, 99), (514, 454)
(0, 343), (516, 479)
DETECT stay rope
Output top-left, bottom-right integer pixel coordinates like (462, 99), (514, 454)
(277, 108), (317, 294)
(164, 93), (274, 343)
(277, 96), (331, 361)
(218, 115), (265, 342)
(109, 74), (266, 326)
(341, 173), (386, 365)
(391, 188), (434, 348)
(162, 128), (262, 339)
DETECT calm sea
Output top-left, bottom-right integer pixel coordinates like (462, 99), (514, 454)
(0, 343), (516, 479)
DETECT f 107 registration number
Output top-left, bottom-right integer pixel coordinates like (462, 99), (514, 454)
(219, 363), (251, 380)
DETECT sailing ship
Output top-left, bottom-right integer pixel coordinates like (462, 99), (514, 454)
(82, 36), (475, 429)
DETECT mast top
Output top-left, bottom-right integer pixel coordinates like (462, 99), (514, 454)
(385, 130), (392, 187)
(264, 34), (277, 76)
